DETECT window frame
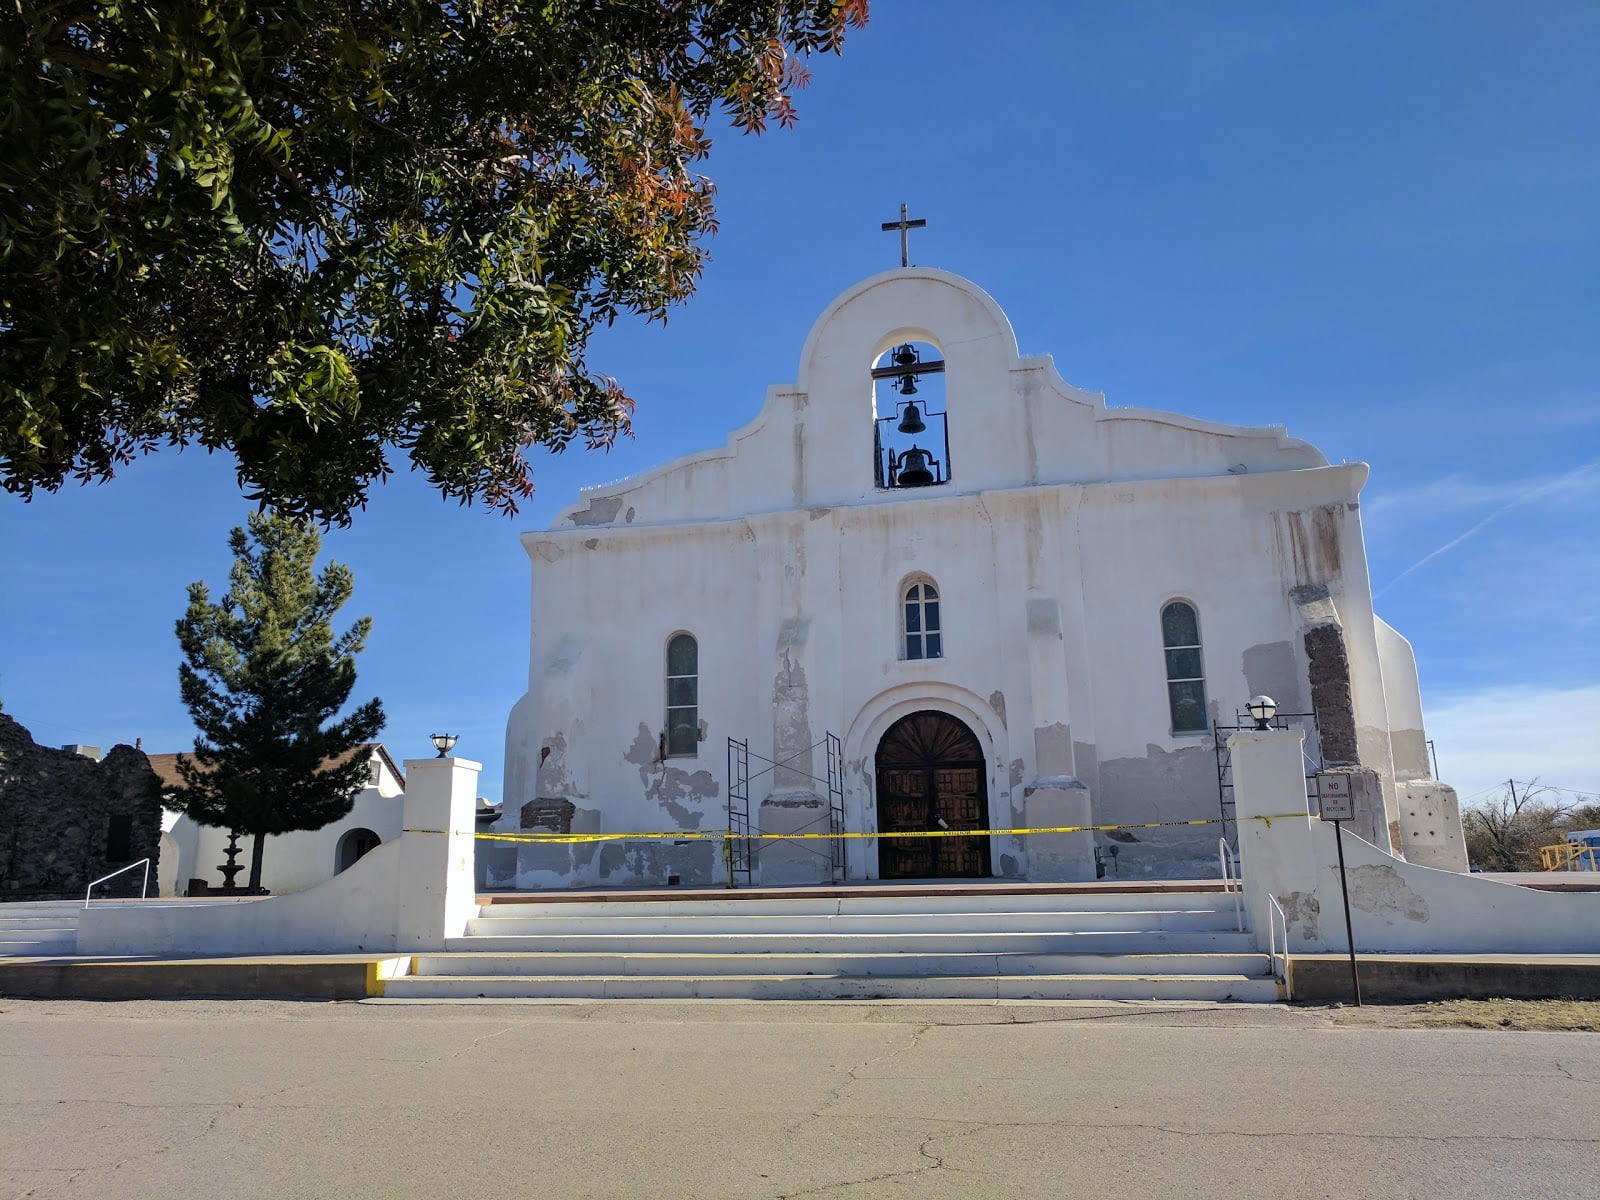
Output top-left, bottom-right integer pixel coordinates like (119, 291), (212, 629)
(1160, 599), (1209, 735)
(901, 578), (944, 661)
(664, 631), (700, 758)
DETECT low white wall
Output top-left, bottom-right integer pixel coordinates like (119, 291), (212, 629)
(1232, 730), (1600, 955)
(79, 758), (479, 957)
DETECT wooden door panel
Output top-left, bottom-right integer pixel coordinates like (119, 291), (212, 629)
(875, 711), (991, 879)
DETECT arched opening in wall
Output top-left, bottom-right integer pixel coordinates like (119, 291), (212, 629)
(874, 710), (989, 878)
(871, 341), (949, 489)
(335, 827), (381, 874)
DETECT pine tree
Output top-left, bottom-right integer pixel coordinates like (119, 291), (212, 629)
(171, 512), (385, 892)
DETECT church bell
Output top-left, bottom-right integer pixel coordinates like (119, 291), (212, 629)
(896, 446), (935, 487)
(896, 401), (926, 434)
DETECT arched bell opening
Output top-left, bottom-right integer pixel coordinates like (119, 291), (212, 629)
(871, 340), (950, 489)
(873, 710), (990, 878)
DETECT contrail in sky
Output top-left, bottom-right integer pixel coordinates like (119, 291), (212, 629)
(1375, 456), (1600, 598)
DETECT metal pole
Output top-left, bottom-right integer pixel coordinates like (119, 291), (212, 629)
(1333, 820), (1362, 1006)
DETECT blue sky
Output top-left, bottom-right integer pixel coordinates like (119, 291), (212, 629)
(2, 0), (1596, 808)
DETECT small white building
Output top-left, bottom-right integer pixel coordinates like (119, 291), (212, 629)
(151, 745), (406, 896)
(496, 265), (1463, 889)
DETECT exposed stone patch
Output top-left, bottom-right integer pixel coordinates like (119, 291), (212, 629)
(569, 495), (625, 526)
(625, 506), (636, 523)
(583, 538), (599, 550)
(1348, 863), (1430, 924)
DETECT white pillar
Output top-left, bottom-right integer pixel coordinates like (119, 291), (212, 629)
(1229, 730), (1320, 951)
(396, 756), (482, 950)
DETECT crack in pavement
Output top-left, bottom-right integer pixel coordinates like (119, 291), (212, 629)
(784, 1024), (935, 1138)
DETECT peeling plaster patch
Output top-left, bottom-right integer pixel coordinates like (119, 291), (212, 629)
(1276, 505), (1345, 586)
(1281, 890), (1320, 940)
(535, 732), (578, 799)
(1390, 728), (1430, 781)
(989, 691), (1007, 728)
(1073, 742), (1099, 792)
(1095, 743), (1218, 877)
(1008, 758), (1025, 788)
(999, 854), (1020, 877)
(1033, 722), (1072, 777)
(1348, 864), (1430, 923)
(582, 538), (598, 550)
(1026, 597), (1062, 636)
(570, 495), (625, 526)
(625, 506), (636, 523)
(598, 843), (627, 876)
(531, 543), (561, 562)
(808, 507), (832, 521)
(623, 721), (717, 829)
(773, 620), (813, 789)
(1242, 641), (1304, 713)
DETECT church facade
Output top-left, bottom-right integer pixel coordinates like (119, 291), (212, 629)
(494, 267), (1459, 890)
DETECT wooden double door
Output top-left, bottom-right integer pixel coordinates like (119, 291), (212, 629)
(874, 710), (991, 878)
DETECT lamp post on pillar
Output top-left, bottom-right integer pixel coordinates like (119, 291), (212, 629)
(397, 747), (481, 950)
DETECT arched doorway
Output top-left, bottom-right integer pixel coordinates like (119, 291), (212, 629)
(874, 711), (990, 878)
(335, 827), (381, 874)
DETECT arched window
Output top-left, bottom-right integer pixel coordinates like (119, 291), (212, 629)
(903, 581), (943, 660)
(665, 633), (699, 757)
(335, 827), (381, 874)
(1161, 601), (1208, 733)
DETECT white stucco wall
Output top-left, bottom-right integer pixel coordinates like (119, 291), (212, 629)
(162, 751), (405, 895)
(81, 758), (476, 956)
(1233, 731), (1598, 954)
(499, 269), (1439, 888)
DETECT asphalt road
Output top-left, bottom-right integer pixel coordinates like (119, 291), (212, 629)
(3, 998), (1596, 1199)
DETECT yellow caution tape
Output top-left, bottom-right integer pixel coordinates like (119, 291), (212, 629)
(405, 812), (1307, 845)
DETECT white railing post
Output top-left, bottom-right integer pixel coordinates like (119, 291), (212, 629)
(1219, 838), (1243, 931)
(84, 857), (152, 908)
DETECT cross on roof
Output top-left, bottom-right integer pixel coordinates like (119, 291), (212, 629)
(880, 203), (926, 268)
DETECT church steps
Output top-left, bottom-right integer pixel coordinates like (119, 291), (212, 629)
(460, 908), (1238, 939)
(0, 903), (81, 956)
(476, 891), (1236, 918)
(442, 929), (1254, 955)
(408, 951), (1270, 978)
(381, 972), (1279, 1003)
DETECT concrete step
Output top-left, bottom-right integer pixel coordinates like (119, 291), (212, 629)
(445, 929), (1256, 955)
(0, 933), (78, 956)
(0, 904), (81, 957)
(383, 972), (1279, 1002)
(476, 890), (1238, 919)
(463, 908), (1239, 938)
(0, 917), (82, 931)
(412, 951), (1271, 978)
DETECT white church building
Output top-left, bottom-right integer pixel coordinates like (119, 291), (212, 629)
(494, 263), (1462, 891)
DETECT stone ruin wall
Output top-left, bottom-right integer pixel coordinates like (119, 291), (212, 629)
(0, 713), (163, 900)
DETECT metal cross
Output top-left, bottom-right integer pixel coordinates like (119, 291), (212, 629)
(880, 203), (926, 268)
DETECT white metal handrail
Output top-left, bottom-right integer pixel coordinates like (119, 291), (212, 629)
(1218, 838), (1242, 931)
(1266, 893), (1292, 1001)
(84, 858), (151, 908)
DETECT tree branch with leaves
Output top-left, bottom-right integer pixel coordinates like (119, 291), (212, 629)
(0, 1), (869, 525)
